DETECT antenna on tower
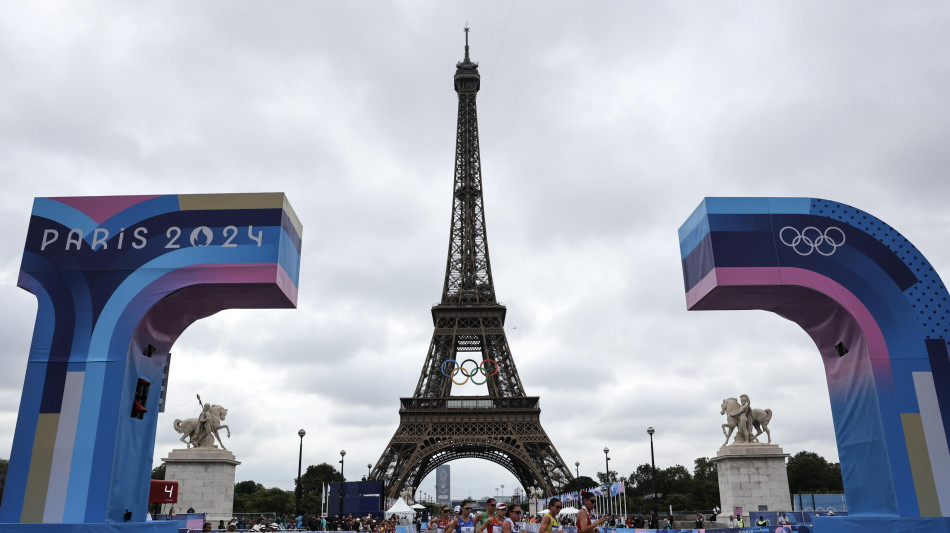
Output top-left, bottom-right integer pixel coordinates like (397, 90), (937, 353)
(463, 24), (470, 61)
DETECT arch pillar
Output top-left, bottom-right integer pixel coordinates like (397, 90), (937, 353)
(0, 194), (302, 529)
(679, 197), (950, 532)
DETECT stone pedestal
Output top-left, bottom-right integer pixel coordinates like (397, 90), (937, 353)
(711, 444), (790, 518)
(162, 448), (240, 524)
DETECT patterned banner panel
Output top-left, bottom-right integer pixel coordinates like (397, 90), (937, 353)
(679, 198), (950, 532)
(0, 193), (302, 525)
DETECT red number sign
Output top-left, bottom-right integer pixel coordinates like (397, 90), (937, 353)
(149, 480), (178, 503)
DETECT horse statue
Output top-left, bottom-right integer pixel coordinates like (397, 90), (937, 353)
(174, 404), (230, 450)
(720, 397), (772, 446)
(527, 486), (543, 501)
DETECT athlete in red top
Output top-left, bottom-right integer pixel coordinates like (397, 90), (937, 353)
(576, 493), (608, 533)
(427, 506), (452, 533)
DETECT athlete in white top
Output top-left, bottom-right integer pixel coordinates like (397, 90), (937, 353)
(502, 505), (522, 533)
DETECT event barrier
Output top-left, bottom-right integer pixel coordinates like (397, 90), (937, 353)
(516, 524), (810, 533)
(791, 494), (847, 514)
(179, 523), (812, 533)
(602, 529), (809, 533)
(523, 524), (812, 533)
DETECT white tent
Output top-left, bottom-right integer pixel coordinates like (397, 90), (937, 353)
(411, 504), (427, 510)
(385, 498), (417, 519)
(543, 507), (580, 516)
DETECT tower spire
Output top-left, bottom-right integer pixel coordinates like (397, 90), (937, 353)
(447, 24), (487, 304)
(464, 25), (470, 62)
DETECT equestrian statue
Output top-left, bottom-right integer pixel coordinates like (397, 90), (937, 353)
(173, 394), (231, 450)
(720, 394), (772, 446)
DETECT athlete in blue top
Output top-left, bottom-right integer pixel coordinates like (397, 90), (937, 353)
(445, 500), (476, 533)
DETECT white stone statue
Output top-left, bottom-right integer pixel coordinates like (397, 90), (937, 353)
(400, 487), (415, 504)
(721, 395), (772, 445)
(174, 394), (231, 449)
(527, 486), (543, 500)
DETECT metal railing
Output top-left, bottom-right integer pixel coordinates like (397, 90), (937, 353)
(400, 397), (539, 410)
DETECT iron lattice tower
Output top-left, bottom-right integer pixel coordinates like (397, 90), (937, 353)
(370, 29), (572, 499)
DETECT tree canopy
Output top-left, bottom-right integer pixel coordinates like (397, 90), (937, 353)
(562, 476), (599, 494)
(233, 462), (343, 515)
(1, 458), (8, 506)
(298, 462), (345, 514)
(786, 451), (843, 494)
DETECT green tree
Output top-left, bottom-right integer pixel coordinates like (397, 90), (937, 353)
(786, 451), (843, 494)
(562, 476), (599, 494)
(625, 464), (656, 513)
(233, 481), (265, 514)
(595, 470), (619, 484)
(0, 458), (8, 506)
(422, 502), (442, 517)
(298, 463), (344, 514)
(246, 487), (294, 514)
(626, 461), (715, 513)
(658, 464), (692, 495)
(626, 464), (654, 496)
(691, 457), (719, 510)
(666, 493), (692, 512)
(654, 464), (692, 510)
(151, 464), (165, 480)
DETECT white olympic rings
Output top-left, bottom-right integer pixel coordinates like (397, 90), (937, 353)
(779, 226), (846, 256)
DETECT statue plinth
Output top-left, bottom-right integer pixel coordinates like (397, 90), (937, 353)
(711, 443), (790, 518)
(163, 448), (241, 523)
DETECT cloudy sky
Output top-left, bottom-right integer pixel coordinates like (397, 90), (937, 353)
(2, 1), (950, 504)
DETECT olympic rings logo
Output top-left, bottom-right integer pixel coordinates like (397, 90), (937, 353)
(779, 226), (846, 256)
(441, 359), (499, 385)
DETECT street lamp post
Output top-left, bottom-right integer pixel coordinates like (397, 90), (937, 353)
(339, 450), (346, 518)
(296, 429), (306, 515)
(603, 447), (611, 514)
(367, 463), (372, 479)
(647, 427), (657, 511)
(575, 461), (580, 478)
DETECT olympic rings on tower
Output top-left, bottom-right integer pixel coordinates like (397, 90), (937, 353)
(779, 226), (846, 257)
(440, 358), (498, 385)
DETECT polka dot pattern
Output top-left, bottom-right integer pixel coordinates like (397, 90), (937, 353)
(812, 199), (949, 338)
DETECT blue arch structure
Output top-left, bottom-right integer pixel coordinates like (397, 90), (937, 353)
(0, 193), (302, 532)
(679, 197), (950, 532)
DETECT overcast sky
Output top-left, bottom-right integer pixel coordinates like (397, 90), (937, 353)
(2, 1), (950, 504)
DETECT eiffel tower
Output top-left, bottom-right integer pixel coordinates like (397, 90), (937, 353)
(370, 28), (572, 499)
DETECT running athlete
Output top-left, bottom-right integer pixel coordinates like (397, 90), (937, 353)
(576, 493), (608, 533)
(445, 500), (476, 533)
(426, 506), (452, 533)
(475, 498), (498, 533)
(485, 503), (506, 533)
(502, 505), (522, 533)
(538, 498), (562, 533)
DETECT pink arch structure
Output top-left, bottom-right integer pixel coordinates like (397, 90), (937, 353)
(680, 197), (950, 532)
(1, 193), (302, 532)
